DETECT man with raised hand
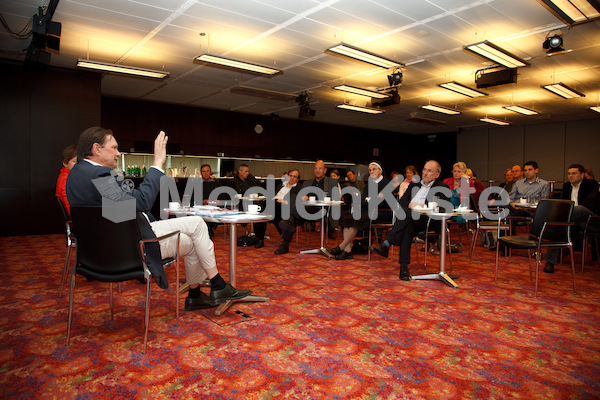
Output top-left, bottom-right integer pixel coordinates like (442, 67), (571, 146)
(67, 126), (251, 311)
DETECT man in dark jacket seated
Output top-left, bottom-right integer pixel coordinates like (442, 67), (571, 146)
(369, 160), (450, 281)
(66, 127), (251, 311)
(544, 165), (600, 273)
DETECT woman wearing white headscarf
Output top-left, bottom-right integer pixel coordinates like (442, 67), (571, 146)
(327, 161), (393, 260)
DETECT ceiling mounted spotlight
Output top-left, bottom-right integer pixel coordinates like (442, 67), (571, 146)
(387, 70), (403, 86)
(543, 33), (565, 53)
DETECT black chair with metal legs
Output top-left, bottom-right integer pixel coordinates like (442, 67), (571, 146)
(581, 214), (600, 273)
(367, 208), (395, 261)
(67, 206), (181, 353)
(56, 197), (76, 298)
(469, 205), (510, 259)
(494, 199), (576, 297)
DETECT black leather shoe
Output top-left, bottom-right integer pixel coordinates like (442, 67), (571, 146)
(184, 292), (215, 311)
(209, 283), (252, 305)
(274, 244), (289, 254)
(399, 265), (411, 281)
(543, 262), (555, 273)
(254, 239), (264, 248)
(279, 219), (296, 233)
(328, 246), (342, 256)
(335, 250), (354, 260)
(369, 243), (389, 258)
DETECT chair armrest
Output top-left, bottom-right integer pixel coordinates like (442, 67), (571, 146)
(140, 230), (181, 244)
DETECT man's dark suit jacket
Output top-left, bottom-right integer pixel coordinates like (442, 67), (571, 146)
(66, 160), (169, 289)
(562, 178), (599, 205)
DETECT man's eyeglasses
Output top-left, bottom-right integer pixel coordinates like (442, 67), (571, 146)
(289, 175), (299, 179)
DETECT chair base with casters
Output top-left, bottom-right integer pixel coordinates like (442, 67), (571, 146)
(67, 206), (181, 353)
(494, 199), (576, 297)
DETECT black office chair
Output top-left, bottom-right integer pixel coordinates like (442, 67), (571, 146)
(469, 201), (510, 259)
(581, 214), (600, 273)
(367, 208), (395, 261)
(56, 197), (75, 298)
(67, 206), (181, 353)
(494, 199), (575, 297)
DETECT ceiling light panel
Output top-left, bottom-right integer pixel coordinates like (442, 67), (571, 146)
(336, 104), (385, 114)
(193, 54), (282, 76)
(439, 82), (488, 98)
(76, 59), (169, 79)
(463, 41), (530, 69)
(537, 0), (600, 24)
(324, 43), (404, 69)
(480, 117), (511, 125)
(420, 104), (461, 115)
(503, 105), (539, 115)
(541, 82), (586, 98)
(332, 84), (390, 99)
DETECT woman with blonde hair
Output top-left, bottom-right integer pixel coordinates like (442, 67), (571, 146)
(398, 165), (418, 198)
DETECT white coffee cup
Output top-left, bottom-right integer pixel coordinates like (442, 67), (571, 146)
(429, 202), (438, 212)
(309, 196), (316, 202)
(324, 196), (331, 202)
(248, 204), (260, 214)
(169, 202), (180, 210)
(520, 198), (527, 204)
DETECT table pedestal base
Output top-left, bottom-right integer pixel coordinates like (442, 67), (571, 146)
(411, 272), (459, 288)
(215, 295), (270, 315)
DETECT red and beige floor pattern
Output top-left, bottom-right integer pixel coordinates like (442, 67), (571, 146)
(1, 229), (599, 399)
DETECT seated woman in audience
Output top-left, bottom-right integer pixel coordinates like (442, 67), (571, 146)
(327, 162), (392, 260)
(55, 145), (78, 218)
(443, 162), (474, 207)
(398, 165), (418, 198)
(330, 169), (341, 181)
(465, 169), (486, 205)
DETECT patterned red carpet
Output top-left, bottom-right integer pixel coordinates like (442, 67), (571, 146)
(1, 227), (599, 399)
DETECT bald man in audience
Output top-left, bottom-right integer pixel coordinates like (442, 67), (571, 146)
(370, 160), (450, 281)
